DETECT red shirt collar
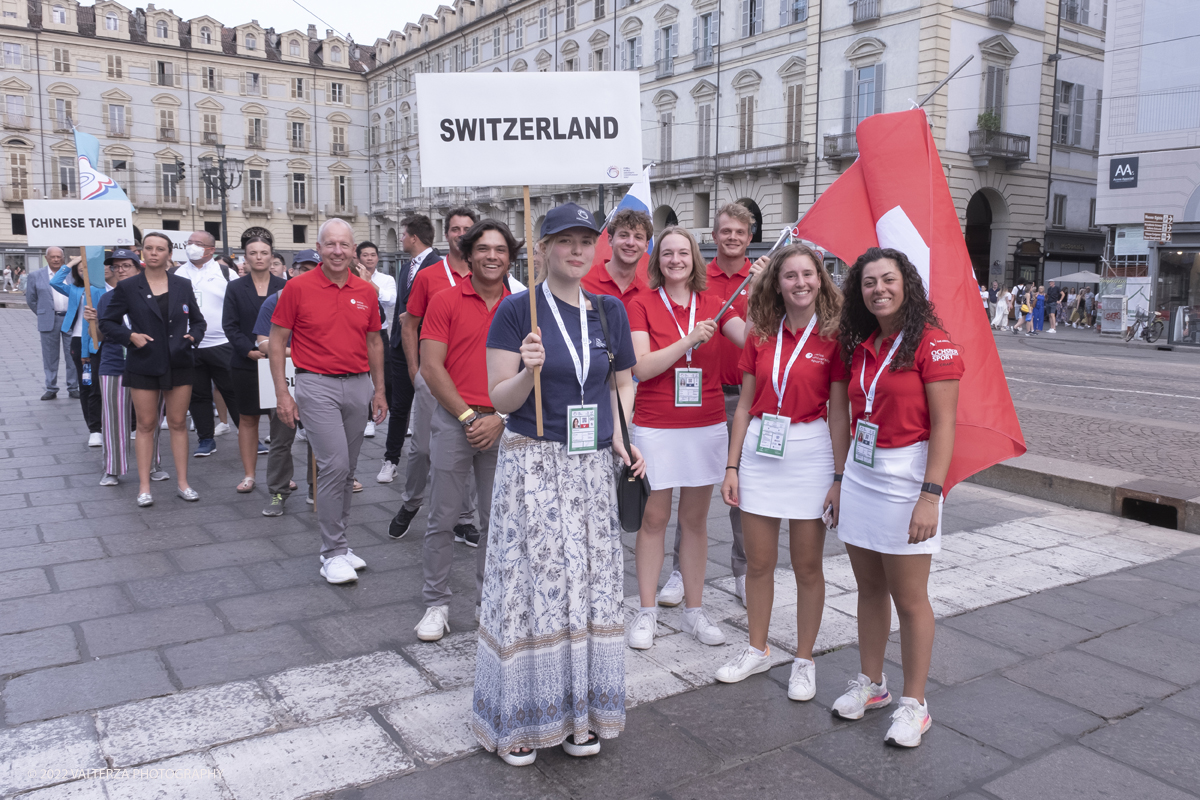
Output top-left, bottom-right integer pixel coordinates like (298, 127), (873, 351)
(460, 273), (512, 303)
(706, 257), (752, 280)
(311, 265), (364, 290)
(597, 261), (646, 295)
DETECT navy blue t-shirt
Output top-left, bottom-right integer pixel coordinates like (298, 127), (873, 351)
(253, 291), (281, 339)
(487, 289), (635, 447)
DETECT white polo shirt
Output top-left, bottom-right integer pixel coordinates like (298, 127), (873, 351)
(369, 269), (398, 331)
(175, 258), (231, 348)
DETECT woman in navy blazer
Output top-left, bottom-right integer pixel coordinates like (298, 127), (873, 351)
(222, 236), (285, 493)
(100, 232), (206, 507)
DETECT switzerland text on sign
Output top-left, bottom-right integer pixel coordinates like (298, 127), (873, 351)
(22, 200), (134, 248)
(415, 72), (643, 187)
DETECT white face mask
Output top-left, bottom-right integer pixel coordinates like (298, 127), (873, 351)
(185, 244), (206, 262)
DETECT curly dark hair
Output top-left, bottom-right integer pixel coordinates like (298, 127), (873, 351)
(837, 247), (945, 371)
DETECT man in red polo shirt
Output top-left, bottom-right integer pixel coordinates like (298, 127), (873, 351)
(269, 218), (388, 585)
(411, 219), (514, 642)
(582, 208), (653, 313)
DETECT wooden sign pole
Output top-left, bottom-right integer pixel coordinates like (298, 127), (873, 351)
(310, 448), (317, 515)
(77, 247), (100, 344)
(523, 185), (543, 436)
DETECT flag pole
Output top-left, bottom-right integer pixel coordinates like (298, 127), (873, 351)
(712, 223), (795, 323)
(77, 247), (100, 343)
(523, 185), (543, 436)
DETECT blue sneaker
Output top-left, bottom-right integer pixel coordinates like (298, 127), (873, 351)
(257, 440), (268, 455)
(193, 439), (217, 458)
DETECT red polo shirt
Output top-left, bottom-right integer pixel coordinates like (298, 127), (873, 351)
(272, 266), (381, 374)
(702, 258), (753, 385)
(581, 261), (652, 315)
(628, 291), (734, 428)
(420, 276), (511, 407)
(849, 325), (964, 448)
(407, 258), (470, 319)
(740, 325), (849, 423)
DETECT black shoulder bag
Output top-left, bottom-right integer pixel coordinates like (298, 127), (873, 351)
(589, 293), (651, 533)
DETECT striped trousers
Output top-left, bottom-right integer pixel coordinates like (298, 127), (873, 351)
(100, 375), (164, 476)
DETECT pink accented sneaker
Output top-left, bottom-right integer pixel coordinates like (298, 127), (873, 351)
(831, 672), (891, 720)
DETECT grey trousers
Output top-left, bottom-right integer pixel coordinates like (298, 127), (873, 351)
(423, 405), (495, 607)
(294, 372), (373, 557)
(265, 410), (313, 498)
(41, 315), (77, 392)
(401, 373), (476, 524)
(672, 389), (745, 578)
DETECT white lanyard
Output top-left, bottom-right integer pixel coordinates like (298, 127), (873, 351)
(771, 315), (818, 413)
(657, 287), (697, 364)
(442, 258), (456, 287)
(542, 282), (589, 402)
(860, 331), (905, 419)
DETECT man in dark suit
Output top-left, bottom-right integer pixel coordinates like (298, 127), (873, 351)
(376, 215), (440, 483)
(26, 247), (79, 400)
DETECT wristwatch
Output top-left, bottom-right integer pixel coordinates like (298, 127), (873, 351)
(920, 482), (943, 496)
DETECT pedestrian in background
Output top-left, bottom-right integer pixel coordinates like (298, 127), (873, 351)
(992, 286), (1010, 330)
(1031, 286), (1046, 335)
(357, 241), (396, 441)
(988, 281), (999, 322)
(27, 247), (79, 401)
(1046, 281), (1061, 333)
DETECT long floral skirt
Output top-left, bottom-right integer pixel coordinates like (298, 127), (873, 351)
(471, 430), (626, 756)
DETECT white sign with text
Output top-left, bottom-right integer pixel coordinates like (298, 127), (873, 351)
(146, 229), (196, 263)
(415, 72), (643, 187)
(257, 357), (296, 409)
(23, 200), (134, 247)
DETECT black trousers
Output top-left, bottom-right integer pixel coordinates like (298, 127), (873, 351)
(384, 345), (416, 464)
(69, 336), (102, 433)
(188, 343), (239, 441)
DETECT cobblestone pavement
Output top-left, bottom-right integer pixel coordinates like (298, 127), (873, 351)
(992, 328), (1200, 484)
(2, 307), (1200, 800)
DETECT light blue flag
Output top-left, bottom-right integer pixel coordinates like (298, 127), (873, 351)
(73, 129), (132, 291)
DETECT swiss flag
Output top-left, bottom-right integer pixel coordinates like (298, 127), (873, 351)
(794, 110), (1025, 492)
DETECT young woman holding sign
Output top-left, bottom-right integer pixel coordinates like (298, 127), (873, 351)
(475, 204), (643, 766)
(625, 227), (747, 651)
(716, 245), (849, 698)
(833, 247), (962, 749)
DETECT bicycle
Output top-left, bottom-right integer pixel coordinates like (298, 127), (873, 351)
(1124, 310), (1165, 343)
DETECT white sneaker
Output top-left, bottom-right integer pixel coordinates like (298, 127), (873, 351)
(716, 645), (773, 683)
(213, 422), (231, 437)
(657, 571), (684, 607)
(87, 432), (103, 447)
(321, 549), (366, 571)
(377, 460), (397, 483)
(736, 574), (747, 607)
(364, 420), (376, 438)
(416, 605), (450, 642)
(680, 608), (725, 646)
(319, 554), (358, 584)
(626, 609), (656, 650)
(99, 473), (119, 486)
(788, 659), (816, 701)
(885, 697), (932, 748)
(296, 427), (308, 442)
(831, 673), (892, 720)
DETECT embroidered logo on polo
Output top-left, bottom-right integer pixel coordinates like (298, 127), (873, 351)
(349, 298), (370, 312)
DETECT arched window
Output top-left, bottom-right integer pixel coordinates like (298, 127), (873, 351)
(289, 39), (301, 56)
(330, 45), (342, 63)
(245, 34), (257, 51)
(200, 26), (212, 44)
(156, 20), (168, 38)
(51, 6), (65, 24)
(105, 12), (119, 31)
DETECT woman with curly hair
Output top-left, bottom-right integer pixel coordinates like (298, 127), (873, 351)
(831, 247), (962, 749)
(714, 244), (850, 698)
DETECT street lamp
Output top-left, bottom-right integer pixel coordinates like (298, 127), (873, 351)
(199, 143), (244, 258)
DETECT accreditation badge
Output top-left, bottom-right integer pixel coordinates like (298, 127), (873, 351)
(852, 421), (880, 468)
(674, 368), (702, 407)
(756, 413), (790, 459)
(567, 404), (599, 454)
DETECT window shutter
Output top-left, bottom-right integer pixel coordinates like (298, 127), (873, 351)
(1080, 0), (1091, 25)
(635, 36), (642, 68)
(754, 0), (763, 34)
(50, 156), (58, 197)
(654, 30), (661, 64)
(985, 66), (996, 113)
(588, 49), (593, 70)
(1072, 84), (1084, 145)
(781, 0), (789, 27)
(1052, 80), (1062, 142)
(102, 102), (108, 132)
(174, 64), (181, 87)
(240, 74), (246, 95)
(742, 0), (750, 37)
(693, 17), (699, 52)
(873, 63), (885, 116)
(843, 70), (853, 132)
(263, 170), (271, 205)
(1094, 88), (1103, 150)
(671, 26), (678, 57)
(155, 163), (163, 203)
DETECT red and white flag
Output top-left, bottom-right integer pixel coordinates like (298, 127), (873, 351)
(794, 109), (1025, 491)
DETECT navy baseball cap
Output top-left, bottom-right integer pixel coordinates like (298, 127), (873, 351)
(540, 203), (601, 238)
(104, 248), (139, 265)
(293, 249), (320, 265)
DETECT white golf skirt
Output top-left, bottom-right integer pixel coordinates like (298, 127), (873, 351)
(837, 441), (942, 554)
(737, 416), (834, 520)
(632, 421), (727, 491)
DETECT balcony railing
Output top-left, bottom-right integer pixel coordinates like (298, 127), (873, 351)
(324, 203), (357, 218)
(202, 131), (219, 144)
(823, 132), (859, 164)
(654, 156), (716, 182)
(968, 129), (1030, 167)
(717, 142), (810, 173)
(287, 200), (314, 215)
(149, 193), (187, 210)
(246, 134), (265, 149)
(432, 188), (470, 208)
(2, 112), (29, 130)
(159, 127), (177, 142)
(52, 116), (72, 133)
(289, 139), (309, 153)
(2, 186), (39, 202)
(330, 143), (347, 156)
(108, 125), (128, 138)
(852, 0), (879, 24)
(987, 0), (1016, 22)
(656, 57), (673, 79)
(197, 194), (222, 211)
(694, 45), (713, 68)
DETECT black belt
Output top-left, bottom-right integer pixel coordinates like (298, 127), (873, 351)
(295, 368), (368, 379)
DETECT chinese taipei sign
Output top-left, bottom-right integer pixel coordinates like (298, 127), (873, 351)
(415, 72), (643, 187)
(22, 199), (134, 248)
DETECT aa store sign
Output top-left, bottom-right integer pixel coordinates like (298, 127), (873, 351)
(416, 72), (643, 187)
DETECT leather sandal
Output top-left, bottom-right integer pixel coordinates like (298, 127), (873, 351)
(237, 477), (255, 493)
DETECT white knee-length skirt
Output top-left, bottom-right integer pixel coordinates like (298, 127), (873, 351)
(631, 422), (727, 490)
(737, 416), (834, 520)
(837, 441), (942, 554)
